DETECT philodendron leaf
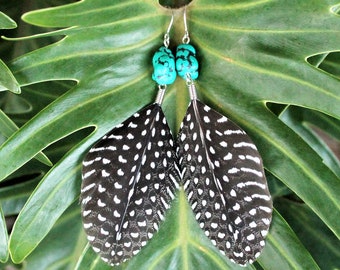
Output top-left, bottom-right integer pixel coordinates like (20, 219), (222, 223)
(258, 210), (319, 270)
(0, 60), (20, 94)
(0, 109), (52, 166)
(0, 0), (340, 268)
(0, 204), (8, 263)
(265, 172), (292, 200)
(22, 202), (86, 270)
(318, 52), (340, 77)
(125, 193), (319, 270)
(0, 176), (40, 217)
(276, 198), (340, 270)
(279, 106), (340, 177)
(75, 191), (319, 270)
(0, 11), (16, 29)
(9, 147), (318, 269)
(8, 138), (90, 263)
(106, 189), (254, 270)
(75, 245), (112, 270)
(0, 11), (50, 166)
(0, 12), (20, 94)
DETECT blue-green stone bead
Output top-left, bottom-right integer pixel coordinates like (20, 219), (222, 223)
(176, 44), (199, 80)
(152, 46), (176, 85)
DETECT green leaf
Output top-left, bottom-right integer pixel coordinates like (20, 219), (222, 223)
(307, 53), (329, 68)
(76, 190), (319, 270)
(8, 140), (87, 263)
(259, 210), (319, 270)
(22, 202), (86, 270)
(0, 0), (339, 268)
(0, 109), (18, 135)
(0, 60), (21, 94)
(0, 109), (52, 166)
(0, 204), (9, 263)
(0, 12), (20, 94)
(265, 172), (292, 200)
(3, 0), (339, 236)
(0, 11), (50, 168)
(0, 177), (40, 216)
(279, 106), (340, 177)
(276, 198), (340, 269)
(77, 190), (255, 270)
(318, 52), (340, 77)
(9, 159), (318, 269)
(0, 11), (16, 29)
(75, 245), (116, 270)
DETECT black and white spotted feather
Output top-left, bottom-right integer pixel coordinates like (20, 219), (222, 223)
(177, 99), (272, 266)
(81, 103), (180, 265)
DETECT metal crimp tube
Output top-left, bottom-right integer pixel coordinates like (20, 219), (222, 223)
(155, 85), (167, 105)
(186, 73), (197, 100)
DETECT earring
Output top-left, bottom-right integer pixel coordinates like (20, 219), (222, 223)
(80, 14), (180, 266)
(175, 8), (273, 266)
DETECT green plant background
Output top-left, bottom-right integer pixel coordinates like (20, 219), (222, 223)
(0, 0), (339, 269)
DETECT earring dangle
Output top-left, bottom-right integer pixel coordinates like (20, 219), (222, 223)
(175, 8), (273, 266)
(80, 14), (180, 266)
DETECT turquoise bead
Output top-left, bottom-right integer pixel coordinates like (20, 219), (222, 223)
(176, 44), (199, 80)
(152, 46), (176, 85)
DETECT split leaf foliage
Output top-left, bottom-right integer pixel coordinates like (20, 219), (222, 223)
(0, 0), (339, 269)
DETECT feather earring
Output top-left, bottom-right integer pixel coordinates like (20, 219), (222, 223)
(80, 15), (180, 266)
(175, 8), (273, 266)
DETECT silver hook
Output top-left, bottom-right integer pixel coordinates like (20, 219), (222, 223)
(182, 7), (190, 44)
(164, 12), (174, 48)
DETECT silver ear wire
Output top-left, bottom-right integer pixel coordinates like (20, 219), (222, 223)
(182, 7), (190, 44)
(164, 12), (174, 48)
